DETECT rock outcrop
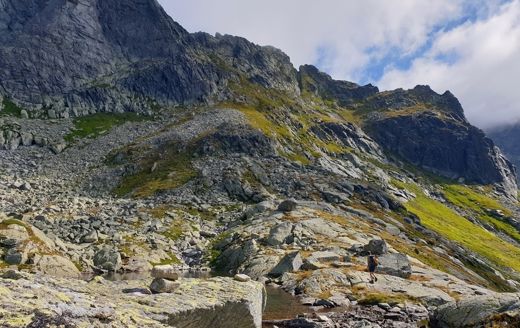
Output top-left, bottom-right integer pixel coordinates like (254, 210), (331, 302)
(0, 272), (265, 328)
(364, 86), (517, 197)
(432, 293), (520, 327)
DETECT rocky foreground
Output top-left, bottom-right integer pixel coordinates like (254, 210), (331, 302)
(0, 271), (264, 328)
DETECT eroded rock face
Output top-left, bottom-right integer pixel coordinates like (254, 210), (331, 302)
(0, 272), (265, 328)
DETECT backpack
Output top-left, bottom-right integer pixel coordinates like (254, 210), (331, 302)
(369, 256), (378, 267)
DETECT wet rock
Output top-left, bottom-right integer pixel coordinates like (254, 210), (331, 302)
(122, 287), (152, 295)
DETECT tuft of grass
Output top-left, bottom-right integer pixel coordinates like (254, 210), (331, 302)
(151, 253), (181, 266)
(161, 223), (184, 241)
(0, 98), (22, 117)
(64, 113), (147, 142)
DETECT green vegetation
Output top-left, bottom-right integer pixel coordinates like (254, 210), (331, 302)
(1, 98), (22, 117)
(395, 181), (520, 272)
(161, 222), (184, 241)
(442, 185), (520, 243)
(64, 112), (147, 142)
(151, 252), (181, 266)
(113, 145), (198, 198)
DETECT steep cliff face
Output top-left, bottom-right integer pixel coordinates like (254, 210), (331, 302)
(0, 0), (298, 116)
(488, 123), (520, 184)
(361, 86), (517, 197)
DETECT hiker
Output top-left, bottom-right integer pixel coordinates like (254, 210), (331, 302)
(367, 252), (378, 283)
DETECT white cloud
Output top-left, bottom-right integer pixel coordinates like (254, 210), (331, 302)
(159, 0), (520, 128)
(378, 0), (520, 128)
(160, 0), (465, 81)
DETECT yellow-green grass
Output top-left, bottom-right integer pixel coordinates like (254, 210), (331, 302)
(442, 185), (520, 243)
(65, 112), (147, 142)
(401, 185), (520, 272)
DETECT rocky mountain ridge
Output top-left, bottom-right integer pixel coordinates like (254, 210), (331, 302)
(1, 1), (520, 327)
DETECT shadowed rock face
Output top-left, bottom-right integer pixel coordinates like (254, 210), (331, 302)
(364, 87), (517, 197)
(0, 0), (298, 114)
(488, 123), (520, 183)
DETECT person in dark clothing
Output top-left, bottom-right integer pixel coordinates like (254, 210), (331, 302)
(367, 252), (378, 283)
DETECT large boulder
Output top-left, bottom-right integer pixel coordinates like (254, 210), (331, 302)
(363, 239), (388, 255)
(0, 273), (265, 328)
(32, 254), (80, 279)
(93, 247), (122, 272)
(269, 252), (303, 277)
(265, 222), (294, 246)
(277, 199), (298, 212)
(433, 293), (520, 327)
(376, 253), (412, 278)
(149, 278), (180, 294)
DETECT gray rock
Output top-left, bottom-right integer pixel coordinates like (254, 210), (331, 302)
(376, 253), (412, 279)
(433, 293), (520, 327)
(363, 239), (388, 255)
(122, 287), (152, 295)
(93, 247), (122, 272)
(150, 278), (180, 294)
(4, 248), (23, 265)
(234, 274), (251, 282)
(270, 252), (303, 277)
(277, 199), (298, 212)
(266, 222), (294, 246)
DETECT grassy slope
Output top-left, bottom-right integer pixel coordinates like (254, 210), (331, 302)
(396, 181), (520, 272)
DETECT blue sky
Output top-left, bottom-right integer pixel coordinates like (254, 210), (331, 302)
(159, 0), (520, 128)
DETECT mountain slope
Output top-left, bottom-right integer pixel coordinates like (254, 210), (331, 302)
(1, 1), (520, 327)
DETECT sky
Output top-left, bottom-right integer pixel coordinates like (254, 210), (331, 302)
(158, 0), (520, 129)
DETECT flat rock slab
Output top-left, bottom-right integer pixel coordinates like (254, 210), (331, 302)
(0, 273), (264, 328)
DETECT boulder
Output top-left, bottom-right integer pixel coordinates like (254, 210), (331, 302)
(363, 239), (388, 255)
(32, 254), (80, 278)
(266, 222), (294, 246)
(433, 293), (520, 327)
(277, 199), (298, 212)
(93, 247), (122, 272)
(241, 255), (281, 280)
(376, 253), (412, 278)
(234, 274), (251, 282)
(4, 248), (23, 265)
(150, 277), (180, 293)
(270, 252), (303, 277)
